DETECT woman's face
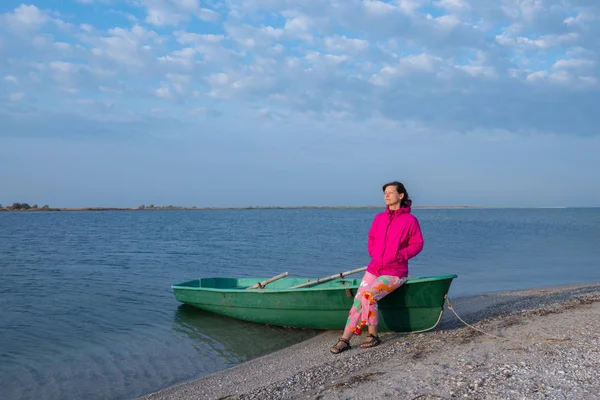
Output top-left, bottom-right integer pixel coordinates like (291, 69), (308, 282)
(384, 185), (404, 207)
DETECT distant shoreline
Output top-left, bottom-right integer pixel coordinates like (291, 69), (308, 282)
(0, 205), (571, 212)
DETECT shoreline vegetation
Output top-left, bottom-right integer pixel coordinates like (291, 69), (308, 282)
(0, 203), (570, 212)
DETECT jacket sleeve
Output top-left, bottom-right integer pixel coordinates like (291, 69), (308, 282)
(367, 216), (378, 257)
(397, 218), (424, 262)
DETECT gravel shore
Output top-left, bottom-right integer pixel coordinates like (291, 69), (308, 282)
(140, 283), (600, 400)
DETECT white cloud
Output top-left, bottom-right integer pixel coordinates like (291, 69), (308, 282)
(282, 12), (313, 37)
(563, 11), (598, 26)
(48, 61), (82, 92)
(80, 23), (94, 33)
(99, 85), (125, 94)
(87, 25), (161, 67)
(206, 72), (229, 87)
(226, 11), (326, 49)
(1, 4), (49, 32)
(548, 70), (572, 84)
(140, 0), (219, 26)
(166, 73), (190, 94)
(398, 53), (441, 71)
(496, 32), (579, 49)
(427, 13), (462, 29)
(579, 76), (598, 86)
(363, 0), (398, 17)
(434, 0), (470, 12)
(28, 72), (40, 83)
(144, 0), (195, 26)
(175, 32), (224, 45)
(4, 75), (18, 84)
(158, 47), (197, 69)
(500, 0), (545, 22)
(49, 61), (78, 75)
(552, 58), (595, 70)
(371, 53), (442, 85)
(396, 0), (427, 15)
(204, 72), (231, 99)
(174, 31), (227, 60)
(567, 46), (595, 58)
(525, 68), (591, 87)
(526, 70), (545, 82)
(198, 8), (220, 22)
(455, 50), (496, 78)
(225, 23), (283, 49)
(54, 42), (72, 52)
(306, 50), (347, 63)
(154, 85), (174, 99)
(324, 35), (369, 53)
(9, 92), (26, 102)
(456, 65), (496, 78)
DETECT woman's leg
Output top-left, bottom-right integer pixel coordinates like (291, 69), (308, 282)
(357, 275), (407, 346)
(331, 273), (407, 352)
(343, 271), (378, 336)
(331, 272), (377, 353)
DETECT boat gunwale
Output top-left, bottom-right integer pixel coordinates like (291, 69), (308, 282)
(171, 274), (458, 293)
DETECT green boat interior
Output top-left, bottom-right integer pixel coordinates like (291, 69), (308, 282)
(173, 277), (360, 290)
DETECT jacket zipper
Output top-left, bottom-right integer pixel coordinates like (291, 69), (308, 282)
(381, 212), (394, 269)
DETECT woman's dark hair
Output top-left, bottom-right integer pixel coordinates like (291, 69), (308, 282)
(382, 181), (412, 208)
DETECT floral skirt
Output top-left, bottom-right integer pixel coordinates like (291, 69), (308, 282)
(344, 271), (407, 336)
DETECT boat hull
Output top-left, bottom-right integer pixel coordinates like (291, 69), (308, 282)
(172, 274), (457, 332)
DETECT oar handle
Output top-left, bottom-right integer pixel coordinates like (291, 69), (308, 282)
(290, 266), (367, 289)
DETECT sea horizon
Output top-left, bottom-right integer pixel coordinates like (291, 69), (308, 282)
(0, 204), (584, 212)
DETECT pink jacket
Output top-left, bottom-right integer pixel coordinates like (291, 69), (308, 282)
(366, 206), (424, 278)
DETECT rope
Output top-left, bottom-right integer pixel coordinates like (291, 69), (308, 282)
(444, 295), (571, 344)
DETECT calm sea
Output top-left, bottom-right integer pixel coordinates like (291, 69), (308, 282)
(1, 208), (599, 399)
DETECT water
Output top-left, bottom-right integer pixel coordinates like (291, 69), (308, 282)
(0, 208), (599, 399)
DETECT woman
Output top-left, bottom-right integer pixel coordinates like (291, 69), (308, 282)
(330, 181), (424, 353)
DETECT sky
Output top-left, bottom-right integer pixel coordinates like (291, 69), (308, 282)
(0, 0), (599, 208)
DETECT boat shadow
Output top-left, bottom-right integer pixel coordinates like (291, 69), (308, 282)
(172, 304), (321, 362)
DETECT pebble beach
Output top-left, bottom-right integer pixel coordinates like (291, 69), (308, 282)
(140, 282), (600, 400)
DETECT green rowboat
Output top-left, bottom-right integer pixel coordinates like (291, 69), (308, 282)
(172, 274), (457, 333)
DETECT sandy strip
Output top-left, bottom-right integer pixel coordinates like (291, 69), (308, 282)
(140, 282), (600, 400)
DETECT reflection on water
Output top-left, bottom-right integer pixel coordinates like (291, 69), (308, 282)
(173, 305), (320, 364)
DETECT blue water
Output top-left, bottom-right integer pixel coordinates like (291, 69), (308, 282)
(1, 208), (599, 400)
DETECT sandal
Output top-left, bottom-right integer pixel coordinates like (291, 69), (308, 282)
(330, 338), (351, 354)
(360, 334), (381, 348)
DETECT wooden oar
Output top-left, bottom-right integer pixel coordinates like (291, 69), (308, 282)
(246, 272), (289, 289)
(289, 266), (367, 289)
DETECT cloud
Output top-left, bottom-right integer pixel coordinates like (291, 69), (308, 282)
(324, 35), (369, 54)
(9, 92), (26, 102)
(154, 85), (174, 100)
(370, 53), (442, 86)
(0, 0), (598, 140)
(495, 32), (579, 49)
(85, 24), (163, 68)
(435, 0), (471, 12)
(1, 4), (50, 33)
(4, 75), (19, 84)
(139, 0), (220, 27)
(552, 58), (595, 70)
